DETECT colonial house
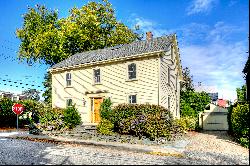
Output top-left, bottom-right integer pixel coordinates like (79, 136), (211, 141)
(49, 32), (183, 124)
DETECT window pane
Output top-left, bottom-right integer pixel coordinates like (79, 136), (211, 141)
(129, 95), (136, 104)
(67, 80), (71, 86)
(128, 63), (136, 79)
(66, 73), (71, 86)
(94, 69), (101, 83)
(67, 99), (72, 107)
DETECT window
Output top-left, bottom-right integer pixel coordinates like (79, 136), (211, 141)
(168, 67), (170, 84)
(94, 69), (101, 83)
(128, 63), (136, 80)
(66, 73), (71, 86)
(129, 95), (137, 104)
(66, 99), (72, 107)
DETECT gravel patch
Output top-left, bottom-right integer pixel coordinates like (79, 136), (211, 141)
(183, 131), (249, 165)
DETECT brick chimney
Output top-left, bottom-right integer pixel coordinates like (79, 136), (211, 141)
(146, 31), (153, 41)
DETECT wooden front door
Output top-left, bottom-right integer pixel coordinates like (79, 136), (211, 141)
(91, 98), (103, 123)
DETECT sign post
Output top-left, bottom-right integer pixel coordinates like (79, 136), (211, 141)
(12, 103), (24, 130)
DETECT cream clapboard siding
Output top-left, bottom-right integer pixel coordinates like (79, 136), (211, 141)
(52, 56), (159, 123)
(160, 46), (180, 118)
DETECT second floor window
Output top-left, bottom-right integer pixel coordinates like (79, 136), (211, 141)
(66, 73), (71, 86)
(94, 69), (101, 83)
(128, 63), (136, 80)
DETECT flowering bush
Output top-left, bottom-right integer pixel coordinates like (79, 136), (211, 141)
(110, 104), (181, 140)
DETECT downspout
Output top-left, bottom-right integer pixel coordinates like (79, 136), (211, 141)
(158, 54), (161, 106)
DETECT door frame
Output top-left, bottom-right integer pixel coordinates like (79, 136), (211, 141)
(90, 97), (103, 123)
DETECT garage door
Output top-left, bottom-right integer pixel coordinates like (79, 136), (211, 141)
(201, 112), (228, 130)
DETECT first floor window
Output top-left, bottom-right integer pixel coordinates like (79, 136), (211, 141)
(66, 73), (71, 86)
(66, 99), (72, 107)
(129, 95), (137, 104)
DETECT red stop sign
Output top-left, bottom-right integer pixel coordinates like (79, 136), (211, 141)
(12, 103), (24, 115)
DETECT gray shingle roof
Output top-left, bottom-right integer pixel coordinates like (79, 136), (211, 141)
(51, 34), (175, 69)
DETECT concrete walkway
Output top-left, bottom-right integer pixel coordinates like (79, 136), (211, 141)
(1, 131), (190, 156)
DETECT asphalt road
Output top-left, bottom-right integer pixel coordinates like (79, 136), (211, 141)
(0, 138), (198, 165)
(0, 132), (248, 165)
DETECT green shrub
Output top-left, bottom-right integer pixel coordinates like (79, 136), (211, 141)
(63, 105), (81, 129)
(36, 105), (65, 131)
(18, 100), (43, 126)
(96, 119), (114, 135)
(180, 90), (210, 117)
(175, 116), (198, 132)
(100, 98), (113, 120)
(231, 102), (249, 148)
(110, 103), (181, 140)
(0, 98), (15, 127)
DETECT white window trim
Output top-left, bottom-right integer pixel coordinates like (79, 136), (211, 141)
(127, 93), (138, 104)
(66, 72), (72, 87)
(66, 98), (73, 107)
(93, 68), (101, 85)
(126, 61), (138, 81)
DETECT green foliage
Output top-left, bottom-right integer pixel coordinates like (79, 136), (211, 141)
(16, 0), (141, 66)
(37, 105), (65, 131)
(96, 119), (114, 135)
(174, 116), (198, 131)
(100, 98), (112, 120)
(21, 89), (40, 101)
(18, 99), (43, 126)
(236, 85), (247, 102)
(63, 105), (81, 129)
(181, 67), (194, 91)
(109, 104), (181, 140)
(180, 90), (210, 117)
(0, 98), (15, 127)
(42, 71), (52, 106)
(230, 102), (249, 148)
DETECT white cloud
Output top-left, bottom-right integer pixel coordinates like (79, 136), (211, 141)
(186, 0), (217, 15)
(128, 15), (247, 101)
(180, 41), (247, 101)
(128, 15), (172, 38)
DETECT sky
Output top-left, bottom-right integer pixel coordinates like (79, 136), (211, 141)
(0, 0), (249, 101)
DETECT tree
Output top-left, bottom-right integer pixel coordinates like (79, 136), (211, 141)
(180, 66), (210, 119)
(16, 1), (141, 66)
(42, 71), (52, 105)
(22, 89), (40, 101)
(181, 67), (194, 91)
(236, 85), (247, 102)
(16, 0), (142, 104)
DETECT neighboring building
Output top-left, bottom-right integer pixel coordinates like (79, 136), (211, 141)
(49, 32), (183, 124)
(194, 84), (218, 102)
(217, 99), (228, 108)
(207, 92), (218, 102)
(0, 90), (28, 101)
(0, 91), (14, 100)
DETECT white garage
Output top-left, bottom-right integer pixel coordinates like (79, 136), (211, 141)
(199, 104), (228, 130)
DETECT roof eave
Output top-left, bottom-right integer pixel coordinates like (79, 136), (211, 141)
(49, 50), (165, 73)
